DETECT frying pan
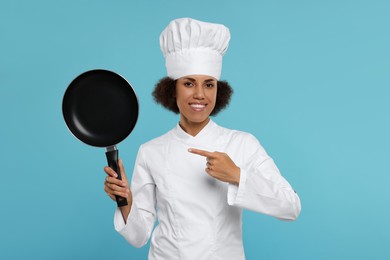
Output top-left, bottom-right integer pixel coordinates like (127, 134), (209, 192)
(62, 69), (139, 207)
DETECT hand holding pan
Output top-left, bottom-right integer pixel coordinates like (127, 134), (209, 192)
(62, 69), (139, 207)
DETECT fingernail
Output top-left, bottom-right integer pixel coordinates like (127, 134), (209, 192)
(188, 148), (192, 152)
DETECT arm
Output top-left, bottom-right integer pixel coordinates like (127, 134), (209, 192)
(227, 134), (301, 221)
(105, 146), (157, 248)
(189, 134), (301, 221)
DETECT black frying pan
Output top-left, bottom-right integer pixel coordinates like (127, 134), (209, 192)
(62, 69), (139, 207)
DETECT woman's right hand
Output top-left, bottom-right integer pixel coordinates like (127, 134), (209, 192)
(104, 159), (132, 222)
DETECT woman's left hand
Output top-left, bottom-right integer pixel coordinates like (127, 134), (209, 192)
(188, 148), (240, 185)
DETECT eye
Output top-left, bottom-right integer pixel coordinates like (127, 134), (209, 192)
(205, 83), (215, 88)
(184, 81), (194, 87)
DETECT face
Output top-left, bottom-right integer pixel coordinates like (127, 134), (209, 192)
(175, 74), (217, 131)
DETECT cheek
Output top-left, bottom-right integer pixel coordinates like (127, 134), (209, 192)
(208, 89), (217, 104)
(175, 85), (188, 99)
(175, 89), (189, 109)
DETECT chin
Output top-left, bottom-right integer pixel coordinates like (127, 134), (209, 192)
(190, 117), (209, 124)
(183, 114), (210, 124)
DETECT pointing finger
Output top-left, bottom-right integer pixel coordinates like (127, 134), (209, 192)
(188, 148), (214, 158)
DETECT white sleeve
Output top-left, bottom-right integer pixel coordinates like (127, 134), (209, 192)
(114, 145), (156, 248)
(227, 134), (301, 221)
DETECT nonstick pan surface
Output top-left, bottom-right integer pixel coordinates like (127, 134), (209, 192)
(62, 69), (138, 148)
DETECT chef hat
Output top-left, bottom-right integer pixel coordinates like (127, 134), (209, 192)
(160, 18), (230, 80)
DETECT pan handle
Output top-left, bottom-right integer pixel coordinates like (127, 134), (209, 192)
(105, 147), (128, 207)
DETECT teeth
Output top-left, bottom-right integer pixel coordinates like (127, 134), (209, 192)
(190, 104), (205, 108)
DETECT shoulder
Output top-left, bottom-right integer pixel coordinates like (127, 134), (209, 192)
(215, 123), (270, 161)
(133, 130), (174, 167)
(138, 128), (174, 152)
(216, 123), (260, 145)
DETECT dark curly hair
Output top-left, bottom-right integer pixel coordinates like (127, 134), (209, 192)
(152, 77), (233, 116)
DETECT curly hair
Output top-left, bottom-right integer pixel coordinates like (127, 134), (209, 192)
(152, 77), (233, 116)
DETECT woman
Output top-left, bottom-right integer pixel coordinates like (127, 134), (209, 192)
(104, 18), (301, 259)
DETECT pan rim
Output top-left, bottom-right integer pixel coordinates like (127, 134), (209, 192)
(62, 68), (139, 148)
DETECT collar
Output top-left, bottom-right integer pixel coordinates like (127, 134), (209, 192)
(171, 119), (220, 146)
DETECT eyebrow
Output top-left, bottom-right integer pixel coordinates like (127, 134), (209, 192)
(182, 77), (216, 82)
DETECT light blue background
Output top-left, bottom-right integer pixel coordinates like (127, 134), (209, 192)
(1, 0), (389, 259)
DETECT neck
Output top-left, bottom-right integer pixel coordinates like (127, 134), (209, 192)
(179, 117), (210, 137)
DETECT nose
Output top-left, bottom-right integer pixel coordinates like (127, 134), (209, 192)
(193, 85), (205, 99)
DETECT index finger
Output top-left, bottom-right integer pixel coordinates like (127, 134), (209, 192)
(188, 148), (214, 158)
(104, 166), (118, 177)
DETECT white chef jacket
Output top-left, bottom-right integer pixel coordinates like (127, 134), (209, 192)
(114, 120), (301, 260)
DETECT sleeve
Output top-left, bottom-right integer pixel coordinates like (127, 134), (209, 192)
(113, 145), (157, 248)
(227, 134), (301, 221)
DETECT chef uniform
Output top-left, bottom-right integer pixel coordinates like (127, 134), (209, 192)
(114, 18), (301, 260)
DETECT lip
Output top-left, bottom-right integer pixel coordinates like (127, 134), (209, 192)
(189, 103), (207, 112)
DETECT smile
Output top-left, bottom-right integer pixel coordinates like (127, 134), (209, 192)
(190, 103), (207, 111)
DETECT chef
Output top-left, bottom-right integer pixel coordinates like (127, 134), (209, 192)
(104, 17), (301, 260)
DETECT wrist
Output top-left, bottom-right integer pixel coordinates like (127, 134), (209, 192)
(231, 167), (240, 185)
(120, 200), (132, 224)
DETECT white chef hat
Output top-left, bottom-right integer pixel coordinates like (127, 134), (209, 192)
(159, 18), (230, 80)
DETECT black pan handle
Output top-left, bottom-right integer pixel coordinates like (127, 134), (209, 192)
(105, 149), (128, 207)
